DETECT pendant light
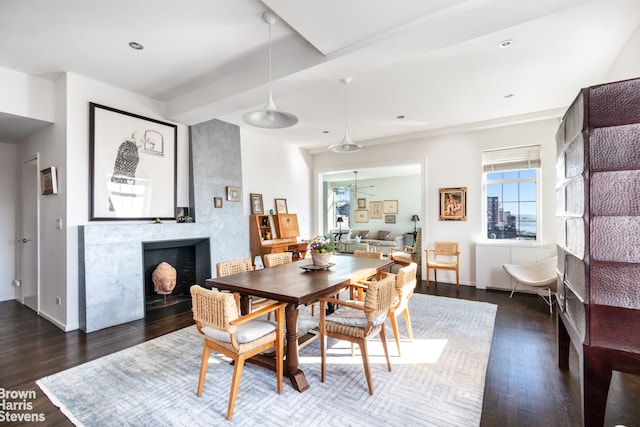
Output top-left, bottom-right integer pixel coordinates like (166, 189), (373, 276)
(328, 77), (363, 153)
(243, 12), (298, 129)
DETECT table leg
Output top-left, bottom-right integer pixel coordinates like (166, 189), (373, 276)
(285, 303), (309, 392)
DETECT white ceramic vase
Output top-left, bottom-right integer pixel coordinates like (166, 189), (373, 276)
(311, 252), (332, 266)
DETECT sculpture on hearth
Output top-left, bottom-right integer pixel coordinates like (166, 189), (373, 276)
(152, 262), (177, 305)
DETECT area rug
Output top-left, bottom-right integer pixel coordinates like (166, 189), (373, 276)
(37, 294), (497, 426)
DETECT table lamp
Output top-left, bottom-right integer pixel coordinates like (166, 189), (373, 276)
(336, 216), (344, 233)
(411, 214), (420, 237)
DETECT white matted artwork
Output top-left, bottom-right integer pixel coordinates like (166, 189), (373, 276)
(355, 209), (369, 223)
(89, 103), (177, 220)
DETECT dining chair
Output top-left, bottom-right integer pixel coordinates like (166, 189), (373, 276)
(190, 285), (286, 420)
(385, 262), (417, 356)
(350, 249), (384, 300)
(216, 258), (272, 313)
(425, 241), (460, 290)
(318, 274), (395, 395)
(389, 228), (422, 270)
(263, 252), (293, 267)
(262, 252), (301, 315)
(356, 262), (418, 356)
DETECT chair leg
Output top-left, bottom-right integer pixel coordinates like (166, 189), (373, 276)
(358, 339), (374, 395)
(275, 308), (284, 394)
(456, 268), (459, 290)
(403, 308), (414, 342)
(196, 344), (210, 396)
(320, 302), (327, 383)
(389, 314), (401, 356)
(227, 356), (245, 420)
(380, 325), (392, 372)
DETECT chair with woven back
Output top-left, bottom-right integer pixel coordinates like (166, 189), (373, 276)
(263, 252), (293, 268)
(356, 262), (418, 356)
(216, 258), (272, 313)
(389, 228), (422, 270)
(318, 274), (396, 395)
(190, 285), (286, 420)
(350, 249), (384, 300)
(262, 252), (303, 315)
(425, 241), (460, 290)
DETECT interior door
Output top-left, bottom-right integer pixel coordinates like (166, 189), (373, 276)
(20, 155), (39, 312)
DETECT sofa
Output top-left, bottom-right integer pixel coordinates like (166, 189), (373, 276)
(337, 229), (404, 255)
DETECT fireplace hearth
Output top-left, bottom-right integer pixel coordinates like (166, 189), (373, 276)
(143, 238), (211, 320)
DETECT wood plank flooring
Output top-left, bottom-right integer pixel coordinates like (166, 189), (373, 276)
(1, 281), (639, 426)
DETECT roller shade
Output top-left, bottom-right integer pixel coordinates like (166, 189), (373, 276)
(482, 145), (541, 172)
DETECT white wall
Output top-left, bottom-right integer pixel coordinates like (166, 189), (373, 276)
(313, 118), (559, 284)
(0, 143), (17, 301)
(240, 129), (313, 239)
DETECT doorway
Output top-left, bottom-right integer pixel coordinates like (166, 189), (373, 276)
(20, 154), (39, 312)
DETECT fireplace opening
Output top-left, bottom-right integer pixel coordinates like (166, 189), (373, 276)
(142, 238), (211, 321)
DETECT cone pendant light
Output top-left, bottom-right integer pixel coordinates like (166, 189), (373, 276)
(243, 12), (298, 129)
(328, 77), (363, 153)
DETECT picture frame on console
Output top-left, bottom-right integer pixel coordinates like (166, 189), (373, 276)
(439, 187), (467, 221)
(250, 193), (264, 214)
(89, 103), (177, 220)
(275, 198), (288, 214)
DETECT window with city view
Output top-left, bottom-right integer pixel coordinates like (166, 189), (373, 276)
(482, 145), (541, 241)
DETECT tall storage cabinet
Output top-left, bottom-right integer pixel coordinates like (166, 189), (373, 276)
(555, 78), (640, 427)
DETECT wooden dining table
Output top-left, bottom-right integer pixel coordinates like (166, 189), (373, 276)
(205, 255), (393, 392)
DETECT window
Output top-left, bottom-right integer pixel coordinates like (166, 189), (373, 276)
(482, 145), (540, 240)
(331, 185), (351, 229)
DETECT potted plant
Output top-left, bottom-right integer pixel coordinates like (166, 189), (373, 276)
(308, 235), (334, 266)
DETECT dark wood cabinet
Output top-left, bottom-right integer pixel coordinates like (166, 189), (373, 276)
(555, 78), (640, 427)
(250, 214), (307, 263)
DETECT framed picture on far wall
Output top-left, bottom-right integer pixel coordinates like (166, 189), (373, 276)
(383, 199), (398, 214)
(355, 209), (369, 223)
(439, 187), (467, 221)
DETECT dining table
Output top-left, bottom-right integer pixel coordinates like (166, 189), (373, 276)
(205, 255), (393, 392)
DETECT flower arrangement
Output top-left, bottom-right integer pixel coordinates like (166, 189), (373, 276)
(308, 235), (334, 253)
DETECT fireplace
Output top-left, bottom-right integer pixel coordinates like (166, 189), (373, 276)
(142, 238), (211, 320)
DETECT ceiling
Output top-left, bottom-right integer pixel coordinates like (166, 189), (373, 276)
(1, 0), (639, 151)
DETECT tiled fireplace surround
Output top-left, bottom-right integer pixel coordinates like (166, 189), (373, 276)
(79, 119), (247, 332)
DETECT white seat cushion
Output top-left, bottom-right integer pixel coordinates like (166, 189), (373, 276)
(202, 320), (276, 344)
(327, 301), (387, 328)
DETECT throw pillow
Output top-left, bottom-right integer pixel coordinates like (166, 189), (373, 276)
(378, 230), (391, 240)
(358, 230), (369, 238)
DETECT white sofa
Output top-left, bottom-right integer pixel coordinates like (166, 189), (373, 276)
(338, 229), (404, 255)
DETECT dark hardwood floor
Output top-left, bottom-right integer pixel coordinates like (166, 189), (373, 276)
(1, 281), (639, 426)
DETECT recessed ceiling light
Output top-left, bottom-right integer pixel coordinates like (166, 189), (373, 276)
(129, 41), (144, 50)
(323, 130), (329, 134)
(397, 115), (405, 119)
(504, 93), (515, 98)
(498, 40), (513, 48)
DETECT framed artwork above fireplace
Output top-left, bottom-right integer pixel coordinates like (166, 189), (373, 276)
(89, 102), (177, 220)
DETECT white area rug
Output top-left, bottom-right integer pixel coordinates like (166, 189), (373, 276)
(37, 294), (497, 426)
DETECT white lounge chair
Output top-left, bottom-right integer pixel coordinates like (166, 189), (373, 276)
(503, 256), (557, 313)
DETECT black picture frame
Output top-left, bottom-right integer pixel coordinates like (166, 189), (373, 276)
(89, 103), (177, 220)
